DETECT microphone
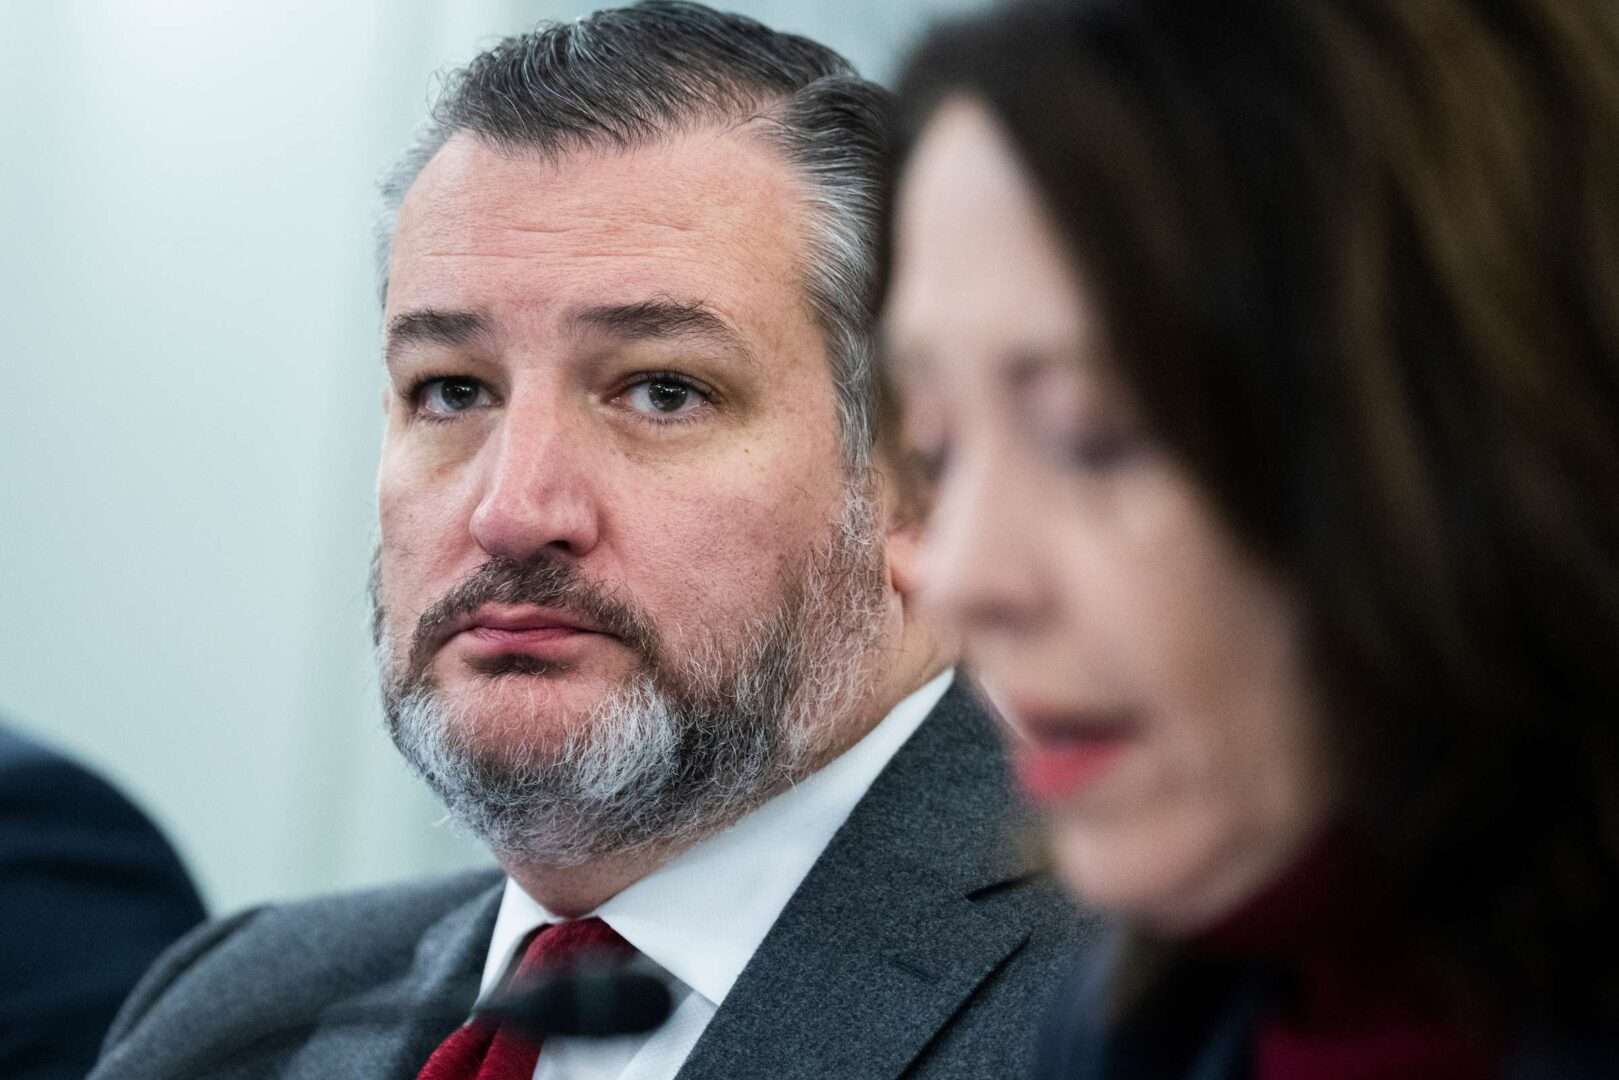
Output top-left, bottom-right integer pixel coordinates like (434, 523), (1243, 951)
(474, 966), (674, 1038)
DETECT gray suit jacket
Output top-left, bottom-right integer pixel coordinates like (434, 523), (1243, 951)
(91, 683), (1096, 1079)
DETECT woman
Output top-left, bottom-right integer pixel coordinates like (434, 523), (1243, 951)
(880, 0), (1619, 1076)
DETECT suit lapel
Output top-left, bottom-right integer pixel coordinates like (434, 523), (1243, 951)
(284, 874), (504, 1079)
(677, 682), (1040, 1080)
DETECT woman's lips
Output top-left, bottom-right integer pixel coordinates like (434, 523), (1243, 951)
(1007, 707), (1138, 803)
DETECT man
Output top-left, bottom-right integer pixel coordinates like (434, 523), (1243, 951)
(0, 723), (206, 1080)
(91, 5), (1088, 1078)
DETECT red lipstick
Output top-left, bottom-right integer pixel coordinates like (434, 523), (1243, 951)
(1007, 706), (1137, 803)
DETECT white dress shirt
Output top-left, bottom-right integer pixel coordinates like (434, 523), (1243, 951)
(475, 669), (954, 1080)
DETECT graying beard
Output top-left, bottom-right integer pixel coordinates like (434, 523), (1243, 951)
(378, 478), (887, 866)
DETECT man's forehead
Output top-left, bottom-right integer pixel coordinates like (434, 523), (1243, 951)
(383, 129), (828, 379)
(392, 129), (805, 269)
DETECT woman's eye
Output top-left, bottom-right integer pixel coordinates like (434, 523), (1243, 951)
(912, 437), (953, 486)
(899, 401), (952, 485)
(622, 376), (707, 419)
(1066, 428), (1142, 471)
(415, 377), (492, 418)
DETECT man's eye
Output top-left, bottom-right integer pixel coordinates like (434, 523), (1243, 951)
(621, 376), (707, 419)
(415, 377), (492, 417)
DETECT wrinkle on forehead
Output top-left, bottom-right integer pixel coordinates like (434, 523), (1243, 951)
(403, 225), (707, 258)
(412, 244), (714, 262)
(402, 129), (800, 227)
(393, 135), (804, 279)
(384, 129), (829, 381)
(414, 207), (714, 243)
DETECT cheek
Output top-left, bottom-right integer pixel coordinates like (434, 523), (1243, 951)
(623, 463), (834, 622)
(376, 458), (479, 616)
(1153, 577), (1311, 793)
(1061, 478), (1315, 786)
(1112, 590), (1294, 809)
(619, 437), (845, 636)
(1073, 476), (1277, 700)
(1123, 582), (1324, 873)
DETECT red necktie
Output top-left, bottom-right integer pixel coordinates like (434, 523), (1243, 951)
(418, 917), (632, 1080)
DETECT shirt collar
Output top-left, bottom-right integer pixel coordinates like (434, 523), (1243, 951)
(479, 668), (954, 1006)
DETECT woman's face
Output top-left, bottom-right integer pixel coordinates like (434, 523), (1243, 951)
(884, 99), (1337, 933)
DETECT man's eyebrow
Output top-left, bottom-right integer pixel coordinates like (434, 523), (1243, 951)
(384, 309), (491, 363)
(572, 300), (755, 363)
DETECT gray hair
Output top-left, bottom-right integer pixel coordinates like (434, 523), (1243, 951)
(375, 1), (889, 464)
(378, 469), (890, 865)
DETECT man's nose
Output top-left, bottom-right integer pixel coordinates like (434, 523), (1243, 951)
(918, 446), (1049, 637)
(468, 408), (601, 562)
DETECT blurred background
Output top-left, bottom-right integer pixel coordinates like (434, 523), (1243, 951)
(0, 0), (981, 914)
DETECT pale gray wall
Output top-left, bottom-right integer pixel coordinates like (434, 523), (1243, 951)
(0, 0), (984, 914)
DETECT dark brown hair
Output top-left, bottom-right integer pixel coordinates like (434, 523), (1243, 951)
(885, 0), (1619, 1026)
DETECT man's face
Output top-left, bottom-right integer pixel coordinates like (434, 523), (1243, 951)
(374, 130), (890, 861)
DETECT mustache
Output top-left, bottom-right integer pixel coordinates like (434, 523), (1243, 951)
(403, 554), (661, 687)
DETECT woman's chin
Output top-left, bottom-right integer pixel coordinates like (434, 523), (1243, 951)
(1044, 812), (1303, 936)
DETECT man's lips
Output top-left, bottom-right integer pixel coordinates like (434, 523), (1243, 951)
(464, 625), (594, 644)
(437, 605), (614, 659)
(1007, 704), (1140, 803)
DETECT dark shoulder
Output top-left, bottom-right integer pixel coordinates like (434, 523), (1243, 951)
(1032, 932), (1279, 1080)
(0, 723), (104, 782)
(0, 724), (55, 769)
(0, 724), (141, 825)
(1, 725), (210, 1078)
(1030, 952), (1105, 1080)
(0, 724), (198, 891)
